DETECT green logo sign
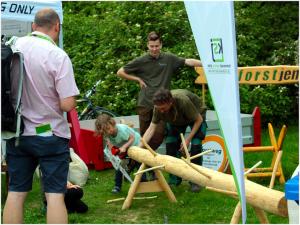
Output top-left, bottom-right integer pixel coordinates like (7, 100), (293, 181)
(211, 38), (224, 62)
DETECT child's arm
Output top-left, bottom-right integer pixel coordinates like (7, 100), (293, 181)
(106, 139), (113, 149)
(119, 133), (134, 153)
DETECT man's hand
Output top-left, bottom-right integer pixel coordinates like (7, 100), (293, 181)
(138, 78), (147, 89)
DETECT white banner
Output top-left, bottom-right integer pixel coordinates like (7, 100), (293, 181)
(1, 0), (63, 47)
(1, 0), (63, 23)
(184, 1), (246, 223)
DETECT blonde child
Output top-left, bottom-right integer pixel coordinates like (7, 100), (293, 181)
(95, 114), (141, 193)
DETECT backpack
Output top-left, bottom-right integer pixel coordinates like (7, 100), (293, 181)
(1, 37), (24, 142)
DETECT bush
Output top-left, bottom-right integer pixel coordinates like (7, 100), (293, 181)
(62, 1), (298, 125)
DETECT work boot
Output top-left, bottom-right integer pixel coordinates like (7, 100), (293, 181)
(190, 183), (202, 193)
(168, 174), (182, 186)
(148, 171), (157, 181)
(111, 186), (121, 194)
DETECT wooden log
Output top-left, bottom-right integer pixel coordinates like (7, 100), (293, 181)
(181, 157), (211, 179)
(141, 138), (157, 156)
(128, 146), (288, 217)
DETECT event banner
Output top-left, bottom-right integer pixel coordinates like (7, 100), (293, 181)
(1, 1), (63, 22)
(195, 65), (299, 85)
(184, 1), (247, 223)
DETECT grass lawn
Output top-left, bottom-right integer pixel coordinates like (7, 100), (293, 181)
(1, 124), (299, 224)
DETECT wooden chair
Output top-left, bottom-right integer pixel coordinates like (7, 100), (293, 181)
(243, 123), (287, 184)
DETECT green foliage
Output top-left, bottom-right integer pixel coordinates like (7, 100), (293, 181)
(62, 1), (298, 124)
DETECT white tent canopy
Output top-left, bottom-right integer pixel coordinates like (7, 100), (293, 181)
(1, 0), (63, 47)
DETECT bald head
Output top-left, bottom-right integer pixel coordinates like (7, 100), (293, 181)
(34, 8), (60, 30)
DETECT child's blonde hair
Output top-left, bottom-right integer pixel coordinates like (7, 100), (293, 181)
(95, 114), (116, 136)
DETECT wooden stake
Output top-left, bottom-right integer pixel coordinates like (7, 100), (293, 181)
(190, 149), (214, 160)
(181, 157), (211, 179)
(107, 197), (125, 203)
(244, 161), (263, 175)
(134, 165), (165, 176)
(269, 151), (283, 189)
(180, 133), (190, 161)
(122, 163), (147, 210)
(107, 196), (158, 203)
(253, 207), (270, 223)
(206, 186), (238, 197)
(141, 138), (157, 156)
(230, 202), (242, 224)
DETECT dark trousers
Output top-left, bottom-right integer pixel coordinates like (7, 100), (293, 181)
(115, 169), (123, 188)
(137, 106), (165, 150)
(165, 121), (207, 185)
(64, 187), (88, 213)
(44, 187), (88, 213)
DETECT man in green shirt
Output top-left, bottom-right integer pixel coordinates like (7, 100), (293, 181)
(117, 31), (202, 152)
(141, 88), (207, 192)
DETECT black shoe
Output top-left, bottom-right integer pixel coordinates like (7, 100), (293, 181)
(111, 186), (121, 194)
(190, 183), (202, 193)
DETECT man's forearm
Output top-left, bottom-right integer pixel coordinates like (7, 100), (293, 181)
(140, 122), (157, 147)
(117, 68), (139, 82)
(187, 115), (203, 142)
(185, 59), (202, 67)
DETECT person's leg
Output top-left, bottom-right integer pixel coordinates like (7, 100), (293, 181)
(112, 169), (122, 193)
(188, 121), (207, 192)
(3, 192), (28, 223)
(3, 137), (38, 223)
(165, 123), (183, 186)
(137, 107), (165, 181)
(138, 107), (165, 150)
(45, 193), (68, 223)
(38, 135), (70, 223)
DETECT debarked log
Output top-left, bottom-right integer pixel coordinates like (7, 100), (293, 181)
(128, 146), (288, 217)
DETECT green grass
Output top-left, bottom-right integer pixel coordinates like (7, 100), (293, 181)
(1, 124), (298, 224)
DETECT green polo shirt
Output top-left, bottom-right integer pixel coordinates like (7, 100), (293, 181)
(123, 52), (185, 108)
(152, 89), (207, 126)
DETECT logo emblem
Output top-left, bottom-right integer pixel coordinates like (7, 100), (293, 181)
(211, 38), (224, 62)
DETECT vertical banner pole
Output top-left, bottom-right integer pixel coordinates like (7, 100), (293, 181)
(184, 1), (247, 223)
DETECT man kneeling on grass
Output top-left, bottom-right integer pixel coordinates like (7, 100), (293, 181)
(140, 88), (207, 192)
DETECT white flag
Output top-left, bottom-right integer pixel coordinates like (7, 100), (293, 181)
(184, 1), (247, 223)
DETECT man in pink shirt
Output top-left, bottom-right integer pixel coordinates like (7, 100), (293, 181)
(3, 8), (79, 224)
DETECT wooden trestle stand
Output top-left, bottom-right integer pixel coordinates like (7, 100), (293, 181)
(122, 139), (177, 210)
(122, 134), (288, 224)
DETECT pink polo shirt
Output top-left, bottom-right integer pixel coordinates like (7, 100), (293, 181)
(14, 31), (79, 139)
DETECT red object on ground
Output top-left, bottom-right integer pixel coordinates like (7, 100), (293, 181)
(67, 109), (112, 170)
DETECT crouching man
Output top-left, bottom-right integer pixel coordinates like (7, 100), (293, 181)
(140, 88), (207, 192)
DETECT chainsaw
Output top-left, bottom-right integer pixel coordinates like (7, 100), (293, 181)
(104, 145), (133, 183)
